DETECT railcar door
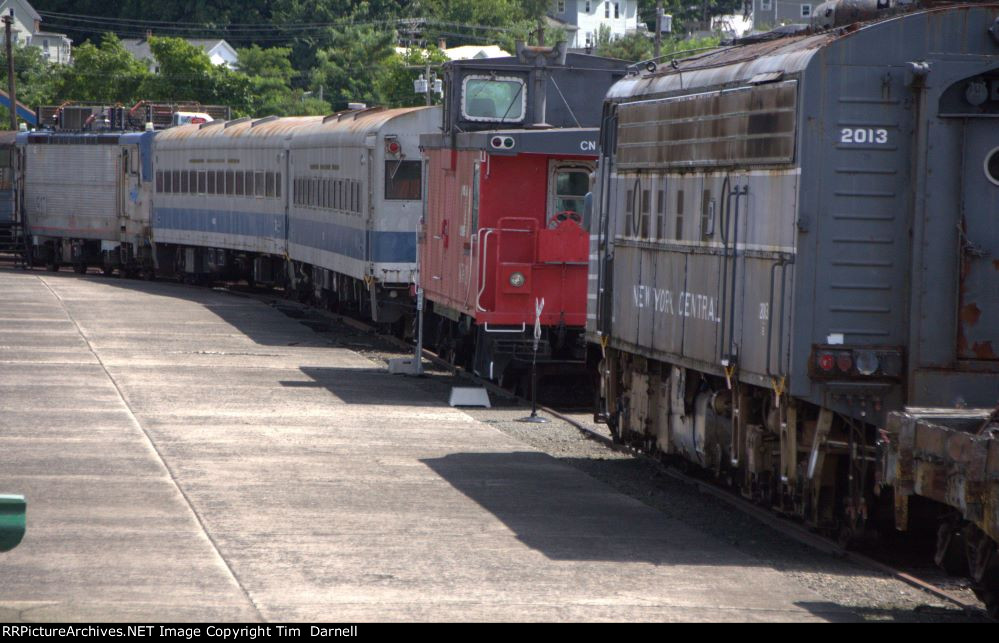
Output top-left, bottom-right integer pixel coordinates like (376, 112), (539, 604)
(958, 120), (999, 361)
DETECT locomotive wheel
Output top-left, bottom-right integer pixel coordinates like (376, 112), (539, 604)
(45, 261), (59, 272)
(73, 262), (87, 274)
(101, 264), (114, 277)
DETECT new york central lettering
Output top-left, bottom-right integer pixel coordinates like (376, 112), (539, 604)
(632, 285), (721, 323)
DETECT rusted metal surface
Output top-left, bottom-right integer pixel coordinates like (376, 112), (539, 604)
(615, 80), (798, 169)
(887, 409), (999, 544)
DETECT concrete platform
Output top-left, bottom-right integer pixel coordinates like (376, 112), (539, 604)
(0, 270), (849, 622)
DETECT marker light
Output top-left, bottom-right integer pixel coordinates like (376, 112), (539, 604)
(855, 351), (879, 376)
(509, 272), (525, 288)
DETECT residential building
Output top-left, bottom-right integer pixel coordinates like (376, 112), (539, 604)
(122, 37), (239, 72)
(0, 0), (72, 63)
(549, 0), (641, 49)
(750, 0), (815, 31)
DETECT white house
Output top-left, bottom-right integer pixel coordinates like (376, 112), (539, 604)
(548, 0), (641, 49)
(0, 0), (72, 64)
(122, 37), (239, 73)
(750, 0), (816, 31)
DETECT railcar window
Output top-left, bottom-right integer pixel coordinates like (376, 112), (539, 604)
(462, 76), (525, 122)
(385, 160), (422, 200)
(675, 190), (684, 240)
(701, 190), (714, 239)
(293, 178), (300, 205)
(656, 188), (665, 240)
(180, 170), (189, 194)
(352, 181), (360, 213)
(197, 171), (206, 195)
(275, 172), (281, 198)
(641, 189), (651, 239)
(225, 170), (234, 196)
(266, 171), (275, 198)
(235, 171), (245, 196)
(625, 188), (635, 237)
(189, 171), (197, 194)
(156, 171), (163, 193)
(322, 179), (330, 208)
(172, 170), (180, 194)
(207, 171), (216, 195)
(255, 171), (265, 198)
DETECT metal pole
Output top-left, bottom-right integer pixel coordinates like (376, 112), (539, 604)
(414, 287), (424, 375)
(519, 298), (548, 424)
(654, 1), (663, 60)
(425, 61), (432, 107)
(4, 10), (15, 131)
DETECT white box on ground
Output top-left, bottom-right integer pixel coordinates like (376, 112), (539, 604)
(449, 387), (491, 408)
(388, 357), (423, 376)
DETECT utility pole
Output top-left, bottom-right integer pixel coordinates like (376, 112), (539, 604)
(3, 9), (15, 131)
(425, 60), (432, 107)
(654, 1), (663, 60)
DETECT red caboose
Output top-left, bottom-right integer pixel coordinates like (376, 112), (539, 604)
(417, 45), (628, 385)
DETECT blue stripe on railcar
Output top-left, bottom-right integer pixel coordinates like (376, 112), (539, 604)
(154, 207), (285, 238)
(153, 207), (416, 263)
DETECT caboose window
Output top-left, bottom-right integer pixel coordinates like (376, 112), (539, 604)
(551, 167), (590, 226)
(462, 76), (525, 122)
(385, 160), (422, 200)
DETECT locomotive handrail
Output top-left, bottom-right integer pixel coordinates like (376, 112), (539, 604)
(475, 228), (496, 313)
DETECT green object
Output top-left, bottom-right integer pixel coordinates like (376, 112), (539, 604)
(0, 494), (25, 552)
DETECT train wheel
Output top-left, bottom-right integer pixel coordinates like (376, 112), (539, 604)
(45, 261), (59, 272)
(73, 262), (87, 274)
(101, 265), (114, 277)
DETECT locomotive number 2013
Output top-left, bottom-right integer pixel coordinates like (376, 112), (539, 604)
(839, 128), (889, 145)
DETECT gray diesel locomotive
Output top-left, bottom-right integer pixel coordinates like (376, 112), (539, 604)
(588, 1), (999, 612)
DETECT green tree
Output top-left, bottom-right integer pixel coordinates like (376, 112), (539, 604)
(374, 45), (448, 107)
(52, 34), (151, 104)
(140, 37), (254, 113)
(595, 24), (720, 62)
(309, 24), (396, 109)
(237, 45), (303, 115)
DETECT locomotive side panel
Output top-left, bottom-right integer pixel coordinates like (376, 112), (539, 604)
(23, 138), (122, 242)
